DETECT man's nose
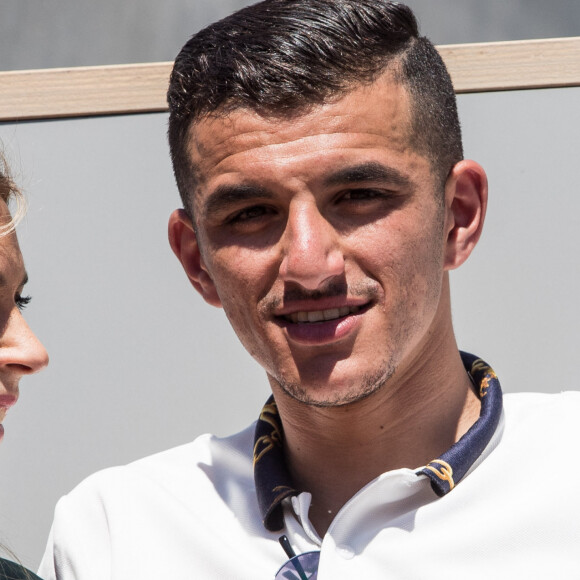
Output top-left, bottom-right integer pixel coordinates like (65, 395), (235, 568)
(279, 202), (345, 290)
(0, 310), (49, 377)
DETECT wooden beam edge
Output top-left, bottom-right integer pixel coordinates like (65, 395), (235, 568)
(439, 37), (580, 93)
(1, 36), (579, 121)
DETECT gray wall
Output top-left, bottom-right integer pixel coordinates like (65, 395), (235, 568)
(0, 84), (578, 571)
(1, 0), (580, 70)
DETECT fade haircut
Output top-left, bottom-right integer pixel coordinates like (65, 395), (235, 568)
(167, 0), (463, 217)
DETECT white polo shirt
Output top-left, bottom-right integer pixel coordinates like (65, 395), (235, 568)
(39, 354), (580, 579)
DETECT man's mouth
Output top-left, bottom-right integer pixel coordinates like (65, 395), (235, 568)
(282, 304), (365, 324)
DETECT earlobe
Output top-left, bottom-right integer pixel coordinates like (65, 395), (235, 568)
(443, 160), (488, 271)
(168, 209), (222, 307)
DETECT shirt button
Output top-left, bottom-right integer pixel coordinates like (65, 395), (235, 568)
(336, 545), (355, 560)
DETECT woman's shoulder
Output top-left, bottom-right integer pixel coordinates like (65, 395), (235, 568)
(0, 559), (41, 580)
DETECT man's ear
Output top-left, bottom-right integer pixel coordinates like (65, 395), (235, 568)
(168, 209), (222, 307)
(443, 160), (488, 271)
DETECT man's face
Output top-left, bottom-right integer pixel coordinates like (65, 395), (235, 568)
(181, 74), (454, 406)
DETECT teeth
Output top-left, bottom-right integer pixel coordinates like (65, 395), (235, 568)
(323, 308), (340, 321)
(286, 305), (360, 324)
(307, 310), (324, 323)
(338, 306), (351, 318)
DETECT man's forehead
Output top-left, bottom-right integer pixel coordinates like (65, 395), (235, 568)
(187, 72), (413, 169)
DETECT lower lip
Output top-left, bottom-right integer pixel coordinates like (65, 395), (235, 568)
(278, 309), (365, 345)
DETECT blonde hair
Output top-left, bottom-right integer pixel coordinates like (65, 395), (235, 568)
(0, 152), (26, 236)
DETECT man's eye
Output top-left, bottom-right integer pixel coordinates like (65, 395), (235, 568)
(342, 189), (384, 201)
(15, 294), (32, 311)
(228, 205), (273, 223)
(340, 189), (384, 201)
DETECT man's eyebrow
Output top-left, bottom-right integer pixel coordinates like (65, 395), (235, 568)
(323, 162), (412, 188)
(202, 183), (274, 217)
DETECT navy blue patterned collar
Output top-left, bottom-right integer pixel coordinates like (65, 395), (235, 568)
(253, 351), (503, 531)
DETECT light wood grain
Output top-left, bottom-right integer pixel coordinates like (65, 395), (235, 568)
(439, 37), (580, 93)
(0, 62), (172, 121)
(1, 37), (579, 121)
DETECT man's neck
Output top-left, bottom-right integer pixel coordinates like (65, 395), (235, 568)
(271, 330), (480, 536)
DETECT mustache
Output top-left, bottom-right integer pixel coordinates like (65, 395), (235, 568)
(284, 279), (349, 303)
(260, 278), (379, 313)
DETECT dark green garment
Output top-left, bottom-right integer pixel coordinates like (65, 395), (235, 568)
(0, 559), (41, 580)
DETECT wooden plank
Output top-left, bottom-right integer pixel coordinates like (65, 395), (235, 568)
(439, 36), (580, 93)
(0, 62), (172, 121)
(0, 37), (579, 121)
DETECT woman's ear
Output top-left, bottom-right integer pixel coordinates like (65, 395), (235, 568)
(168, 209), (222, 307)
(443, 160), (488, 271)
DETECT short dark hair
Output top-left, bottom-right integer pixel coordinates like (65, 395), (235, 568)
(167, 0), (463, 215)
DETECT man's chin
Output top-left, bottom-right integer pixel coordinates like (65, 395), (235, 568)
(276, 365), (395, 408)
